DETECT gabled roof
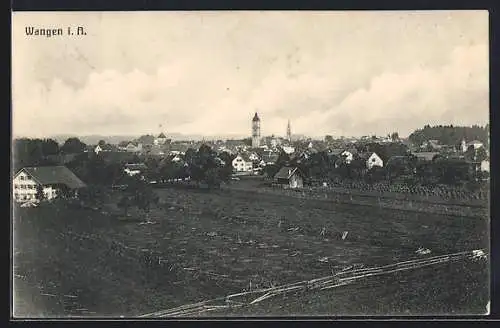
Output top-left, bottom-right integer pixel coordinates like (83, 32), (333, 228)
(274, 166), (302, 180)
(342, 148), (358, 155)
(235, 153), (252, 162)
(386, 155), (412, 166)
(124, 163), (148, 170)
(98, 151), (137, 163)
(19, 166), (86, 189)
(358, 152), (380, 160)
(97, 144), (115, 151)
(169, 143), (190, 152)
(466, 140), (483, 145)
(252, 112), (260, 122)
(412, 152), (440, 161)
(261, 153), (279, 163)
(157, 132), (167, 138)
(327, 148), (344, 156)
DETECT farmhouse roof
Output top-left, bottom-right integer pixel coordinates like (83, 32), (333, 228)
(20, 166), (86, 189)
(327, 148), (344, 157)
(124, 163), (148, 170)
(261, 152), (279, 163)
(466, 140), (483, 145)
(343, 148), (358, 155)
(148, 148), (166, 156)
(274, 166), (302, 180)
(158, 132), (167, 138)
(236, 153), (252, 162)
(358, 152), (378, 160)
(97, 144), (115, 151)
(412, 152), (440, 161)
(98, 151), (137, 163)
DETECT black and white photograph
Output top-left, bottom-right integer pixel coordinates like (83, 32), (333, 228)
(11, 10), (490, 318)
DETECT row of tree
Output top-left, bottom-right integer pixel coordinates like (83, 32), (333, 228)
(408, 124), (489, 147)
(12, 137), (88, 172)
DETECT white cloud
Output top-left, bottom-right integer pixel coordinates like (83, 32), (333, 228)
(304, 43), (489, 137)
(12, 11), (488, 139)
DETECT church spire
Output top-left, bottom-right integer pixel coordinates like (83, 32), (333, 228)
(286, 119), (291, 142)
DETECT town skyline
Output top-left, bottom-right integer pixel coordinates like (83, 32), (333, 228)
(12, 11), (488, 138)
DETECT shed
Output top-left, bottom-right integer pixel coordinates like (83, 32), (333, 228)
(273, 166), (304, 189)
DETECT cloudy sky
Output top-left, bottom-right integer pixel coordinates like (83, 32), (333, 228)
(12, 11), (488, 139)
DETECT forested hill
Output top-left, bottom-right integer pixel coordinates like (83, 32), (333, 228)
(408, 124), (489, 146)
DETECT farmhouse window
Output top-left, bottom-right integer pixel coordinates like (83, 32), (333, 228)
(19, 175), (25, 180)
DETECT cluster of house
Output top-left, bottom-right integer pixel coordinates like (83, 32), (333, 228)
(12, 132), (490, 203)
(94, 133), (170, 155)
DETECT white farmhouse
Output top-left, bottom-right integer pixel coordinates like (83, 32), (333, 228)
(13, 166), (86, 202)
(123, 163), (148, 176)
(481, 160), (490, 172)
(232, 154), (253, 173)
(154, 132), (168, 146)
(341, 148), (358, 164)
(466, 140), (485, 150)
(361, 152), (384, 170)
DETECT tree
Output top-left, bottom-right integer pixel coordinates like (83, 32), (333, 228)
(409, 124), (488, 148)
(390, 132), (399, 142)
(349, 157), (366, 180)
(137, 135), (155, 145)
(35, 185), (45, 202)
(135, 181), (155, 215)
(13, 138), (62, 171)
(117, 196), (131, 216)
(98, 140), (106, 147)
(60, 137), (87, 154)
(365, 166), (386, 184)
(476, 147), (488, 162)
(275, 150), (291, 167)
(324, 135), (334, 144)
(242, 138), (252, 147)
(263, 164), (279, 179)
(41, 139), (60, 155)
(464, 145), (476, 162)
(118, 140), (130, 148)
(205, 167), (222, 188)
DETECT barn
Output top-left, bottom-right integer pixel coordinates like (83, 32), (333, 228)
(273, 166), (304, 189)
(13, 166), (87, 202)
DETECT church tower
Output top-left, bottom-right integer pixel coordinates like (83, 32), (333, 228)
(286, 119), (292, 143)
(252, 112), (261, 148)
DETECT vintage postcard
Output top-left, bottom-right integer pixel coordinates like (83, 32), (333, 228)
(11, 11), (490, 318)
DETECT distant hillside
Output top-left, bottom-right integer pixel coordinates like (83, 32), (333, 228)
(47, 133), (250, 145)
